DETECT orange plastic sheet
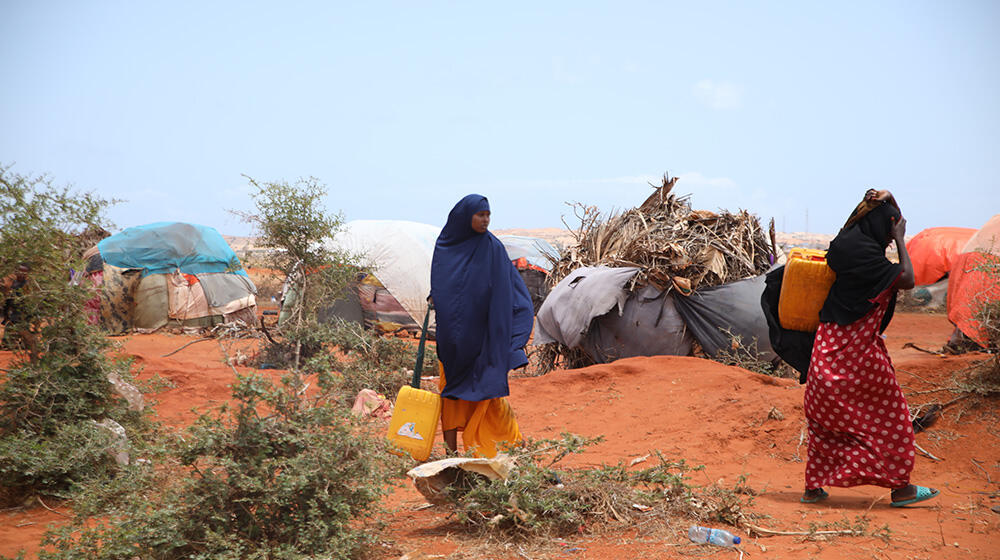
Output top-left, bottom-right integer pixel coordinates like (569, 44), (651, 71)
(947, 251), (1000, 346)
(906, 227), (976, 286)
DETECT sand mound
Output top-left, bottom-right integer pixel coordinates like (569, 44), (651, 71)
(512, 356), (802, 473)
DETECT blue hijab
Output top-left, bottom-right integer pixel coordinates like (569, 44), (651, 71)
(431, 194), (533, 401)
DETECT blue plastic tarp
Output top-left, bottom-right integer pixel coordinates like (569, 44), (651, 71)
(98, 222), (247, 277)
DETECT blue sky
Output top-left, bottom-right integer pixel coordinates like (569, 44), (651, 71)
(2, 1), (997, 237)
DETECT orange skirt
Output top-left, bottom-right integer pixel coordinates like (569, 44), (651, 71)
(438, 362), (522, 458)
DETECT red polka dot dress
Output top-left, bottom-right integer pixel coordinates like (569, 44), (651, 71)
(803, 286), (915, 490)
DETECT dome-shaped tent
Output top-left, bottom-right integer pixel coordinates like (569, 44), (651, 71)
(90, 222), (256, 333)
(946, 215), (1000, 348)
(315, 220), (438, 334)
(906, 227), (976, 286)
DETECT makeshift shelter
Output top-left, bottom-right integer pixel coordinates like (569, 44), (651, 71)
(946, 215), (1000, 348)
(536, 175), (777, 369)
(498, 235), (560, 313)
(89, 222), (257, 333)
(320, 220), (438, 334)
(906, 227), (976, 286)
(536, 266), (776, 365)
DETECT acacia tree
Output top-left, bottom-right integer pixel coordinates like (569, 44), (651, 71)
(234, 175), (357, 367)
(0, 165), (138, 504)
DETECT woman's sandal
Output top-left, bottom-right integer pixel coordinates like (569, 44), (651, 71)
(890, 485), (939, 507)
(800, 488), (829, 503)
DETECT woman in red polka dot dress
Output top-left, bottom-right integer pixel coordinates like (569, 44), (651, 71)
(802, 190), (939, 507)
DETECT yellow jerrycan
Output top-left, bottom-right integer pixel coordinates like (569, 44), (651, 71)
(778, 248), (836, 332)
(386, 307), (441, 461)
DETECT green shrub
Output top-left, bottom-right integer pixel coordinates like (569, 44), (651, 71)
(445, 434), (754, 539)
(41, 370), (404, 560)
(0, 422), (118, 503)
(0, 166), (148, 505)
(234, 176), (357, 370)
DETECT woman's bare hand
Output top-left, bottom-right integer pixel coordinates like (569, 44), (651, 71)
(891, 216), (907, 241)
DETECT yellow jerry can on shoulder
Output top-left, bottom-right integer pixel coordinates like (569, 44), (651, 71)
(386, 308), (441, 462)
(778, 248), (836, 332)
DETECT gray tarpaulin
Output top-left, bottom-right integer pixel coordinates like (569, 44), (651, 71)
(197, 273), (257, 309)
(536, 266), (775, 365)
(582, 284), (693, 362)
(535, 266), (640, 348)
(672, 274), (776, 361)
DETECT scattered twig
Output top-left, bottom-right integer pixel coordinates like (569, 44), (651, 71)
(940, 394), (972, 409)
(865, 494), (882, 515)
(913, 441), (943, 462)
(259, 316), (279, 345)
(970, 458), (994, 484)
(792, 424), (807, 462)
(896, 368), (947, 388)
(747, 524), (862, 537)
(902, 342), (945, 356)
(219, 340), (241, 376)
(36, 496), (70, 517)
(162, 336), (213, 358)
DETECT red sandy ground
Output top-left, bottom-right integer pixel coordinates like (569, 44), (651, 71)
(1, 313), (997, 559)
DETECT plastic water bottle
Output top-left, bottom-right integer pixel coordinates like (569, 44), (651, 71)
(688, 525), (741, 547)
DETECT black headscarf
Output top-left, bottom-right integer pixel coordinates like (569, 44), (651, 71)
(819, 201), (902, 326)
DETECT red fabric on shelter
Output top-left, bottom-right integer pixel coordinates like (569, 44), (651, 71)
(804, 285), (915, 490)
(906, 227), (976, 286)
(947, 251), (1000, 346)
(511, 257), (548, 274)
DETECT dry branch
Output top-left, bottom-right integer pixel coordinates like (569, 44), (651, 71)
(550, 174), (772, 293)
(538, 174), (774, 372)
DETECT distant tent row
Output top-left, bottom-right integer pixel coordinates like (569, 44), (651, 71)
(91, 213), (996, 357)
(86, 222), (257, 334)
(302, 220), (559, 335)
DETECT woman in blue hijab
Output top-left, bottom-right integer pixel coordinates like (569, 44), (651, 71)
(431, 194), (533, 456)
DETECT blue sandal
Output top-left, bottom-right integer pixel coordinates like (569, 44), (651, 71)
(890, 485), (939, 507)
(801, 488), (829, 503)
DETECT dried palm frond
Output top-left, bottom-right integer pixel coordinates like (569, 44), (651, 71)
(550, 174), (772, 293)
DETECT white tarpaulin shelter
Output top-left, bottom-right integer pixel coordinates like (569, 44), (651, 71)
(327, 220), (438, 326)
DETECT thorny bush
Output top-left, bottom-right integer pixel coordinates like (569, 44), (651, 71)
(445, 433), (756, 539)
(39, 370), (404, 560)
(0, 165), (151, 506)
